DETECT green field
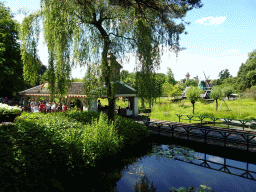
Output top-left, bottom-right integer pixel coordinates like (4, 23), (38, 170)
(99, 97), (256, 122)
(149, 98), (256, 123)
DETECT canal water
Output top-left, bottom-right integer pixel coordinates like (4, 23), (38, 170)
(112, 135), (256, 192)
(6, 134), (256, 192)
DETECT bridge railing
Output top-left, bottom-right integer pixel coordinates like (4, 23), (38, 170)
(175, 114), (256, 130)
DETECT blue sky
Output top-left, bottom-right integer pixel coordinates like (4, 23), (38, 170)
(2, 0), (256, 82)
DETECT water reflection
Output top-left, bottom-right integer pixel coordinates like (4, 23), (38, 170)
(116, 142), (256, 192)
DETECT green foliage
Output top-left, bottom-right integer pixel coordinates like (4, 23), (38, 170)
(19, 10), (41, 86)
(155, 73), (166, 97)
(162, 83), (184, 99)
(0, 2), (29, 96)
(218, 68), (232, 80)
(186, 87), (203, 103)
(222, 86), (234, 100)
(135, 71), (158, 108)
(64, 110), (100, 124)
(2, 110), (149, 183)
(210, 86), (223, 111)
(166, 67), (175, 85)
(185, 79), (198, 87)
(19, 0), (202, 121)
(210, 86), (223, 100)
(83, 63), (105, 108)
(120, 70), (136, 89)
(114, 115), (150, 146)
(236, 49), (256, 91)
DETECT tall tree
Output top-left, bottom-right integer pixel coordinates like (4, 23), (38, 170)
(0, 2), (28, 98)
(236, 49), (256, 91)
(166, 67), (175, 85)
(155, 73), (166, 99)
(19, 0), (202, 121)
(218, 69), (232, 80)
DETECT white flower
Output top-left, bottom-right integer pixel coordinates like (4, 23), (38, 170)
(0, 103), (22, 115)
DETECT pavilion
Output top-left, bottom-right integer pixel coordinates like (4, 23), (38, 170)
(20, 81), (139, 116)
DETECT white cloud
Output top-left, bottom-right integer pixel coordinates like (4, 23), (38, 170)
(195, 16), (226, 26)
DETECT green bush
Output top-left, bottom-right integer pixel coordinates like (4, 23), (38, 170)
(63, 110), (100, 124)
(5, 111), (150, 178)
(114, 115), (150, 146)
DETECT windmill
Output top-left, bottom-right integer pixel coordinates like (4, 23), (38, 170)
(203, 71), (211, 88)
(200, 71), (212, 99)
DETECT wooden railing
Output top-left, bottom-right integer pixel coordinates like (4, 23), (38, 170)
(175, 114), (256, 130)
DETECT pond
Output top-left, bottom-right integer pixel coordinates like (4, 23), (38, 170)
(5, 135), (256, 192)
(113, 135), (256, 192)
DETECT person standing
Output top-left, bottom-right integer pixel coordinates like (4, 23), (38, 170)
(70, 102), (74, 109)
(30, 100), (35, 112)
(46, 102), (51, 113)
(39, 101), (46, 112)
(98, 100), (102, 112)
(4, 96), (8, 104)
(51, 101), (56, 112)
(62, 104), (67, 112)
(58, 104), (62, 112)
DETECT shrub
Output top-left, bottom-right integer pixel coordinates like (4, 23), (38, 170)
(0, 103), (22, 122)
(114, 115), (150, 146)
(10, 111), (150, 175)
(63, 110), (100, 124)
(0, 103), (22, 115)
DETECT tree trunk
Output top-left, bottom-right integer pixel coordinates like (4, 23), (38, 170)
(95, 22), (114, 122)
(192, 101), (195, 114)
(141, 98), (145, 109)
(216, 99), (218, 111)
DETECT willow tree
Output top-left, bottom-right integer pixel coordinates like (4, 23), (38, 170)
(19, 0), (202, 121)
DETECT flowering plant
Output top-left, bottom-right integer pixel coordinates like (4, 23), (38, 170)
(0, 103), (22, 115)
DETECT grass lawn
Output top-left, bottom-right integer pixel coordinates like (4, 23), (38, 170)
(149, 98), (256, 123)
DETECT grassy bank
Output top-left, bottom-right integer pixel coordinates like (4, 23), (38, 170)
(149, 98), (256, 123)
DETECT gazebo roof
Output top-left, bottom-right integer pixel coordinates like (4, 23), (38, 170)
(20, 81), (136, 97)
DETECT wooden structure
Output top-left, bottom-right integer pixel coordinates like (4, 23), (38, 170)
(20, 81), (139, 116)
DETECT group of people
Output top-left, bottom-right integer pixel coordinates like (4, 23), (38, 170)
(23, 99), (68, 113)
(0, 96), (9, 104)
